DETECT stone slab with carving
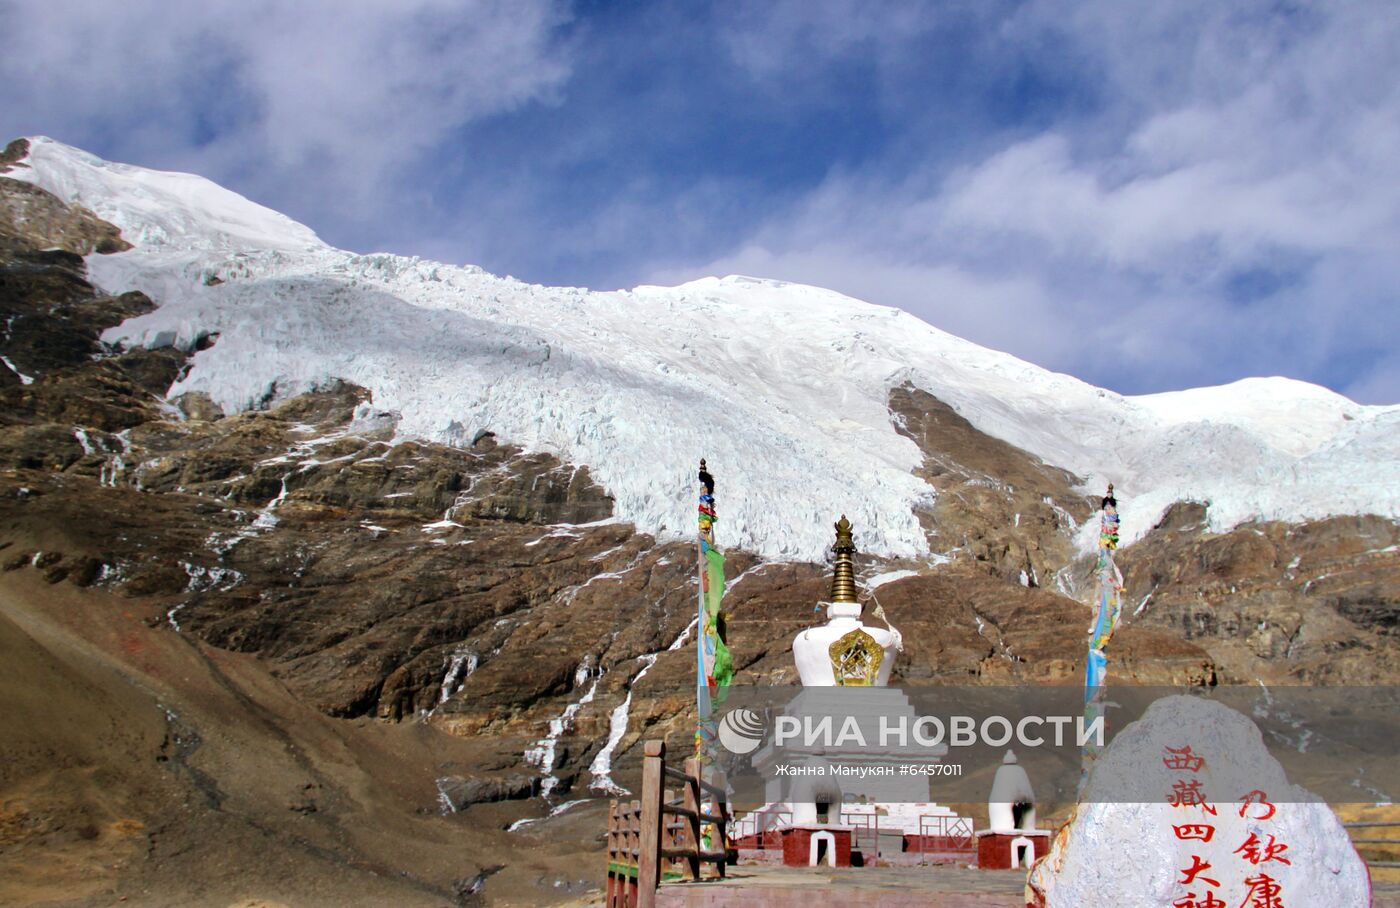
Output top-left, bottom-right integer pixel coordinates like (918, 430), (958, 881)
(1026, 694), (1370, 907)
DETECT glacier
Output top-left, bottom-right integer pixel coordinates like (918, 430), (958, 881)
(9, 136), (1399, 561)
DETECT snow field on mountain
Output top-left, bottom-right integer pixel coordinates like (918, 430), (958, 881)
(13, 137), (1400, 561)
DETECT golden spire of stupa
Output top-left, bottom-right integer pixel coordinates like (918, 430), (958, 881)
(830, 514), (858, 603)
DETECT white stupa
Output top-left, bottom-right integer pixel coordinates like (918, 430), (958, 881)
(976, 749), (1050, 869)
(792, 515), (900, 687)
(735, 517), (970, 861)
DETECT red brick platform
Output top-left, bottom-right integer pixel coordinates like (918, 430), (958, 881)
(778, 826), (852, 867)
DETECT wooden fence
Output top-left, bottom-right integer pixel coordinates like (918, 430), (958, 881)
(1345, 820), (1400, 869)
(606, 739), (730, 908)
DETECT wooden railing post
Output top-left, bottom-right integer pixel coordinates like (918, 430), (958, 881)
(713, 775), (728, 880)
(637, 740), (665, 907)
(606, 800), (618, 907)
(681, 757), (703, 881)
(662, 787), (677, 878)
(604, 739), (732, 900)
(630, 800), (642, 907)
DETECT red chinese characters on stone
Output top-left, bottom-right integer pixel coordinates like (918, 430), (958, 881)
(1178, 855), (1221, 888)
(1240, 872), (1286, 908)
(1173, 823), (1216, 842)
(1164, 745), (1206, 772)
(1169, 779), (1218, 815)
(1235, 833), (1291, 866)
(1172, 894), (1226, 908)
(1238, 790), (1276, 821)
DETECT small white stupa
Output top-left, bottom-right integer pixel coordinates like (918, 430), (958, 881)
(977, 749), (1049, 869)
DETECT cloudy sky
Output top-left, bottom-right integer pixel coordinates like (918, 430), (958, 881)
(3, 0), (1397, 403)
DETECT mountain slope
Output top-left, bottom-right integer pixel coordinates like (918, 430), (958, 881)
(7, 136), (1398, 562)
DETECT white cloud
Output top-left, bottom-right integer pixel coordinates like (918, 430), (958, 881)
(657, 0), (1400, 403)
(0, 0), (570, 223)
(723, 0), (939, 79)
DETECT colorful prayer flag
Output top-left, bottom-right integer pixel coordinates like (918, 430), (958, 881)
(695, 460), (730, 758)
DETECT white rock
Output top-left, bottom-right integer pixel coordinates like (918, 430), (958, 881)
(1027, 695), (1370, 907)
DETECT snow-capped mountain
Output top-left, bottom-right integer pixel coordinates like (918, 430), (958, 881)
(10, 136), (1399, 561)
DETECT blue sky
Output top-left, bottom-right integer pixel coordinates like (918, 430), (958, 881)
(3, 0), (1398, 403)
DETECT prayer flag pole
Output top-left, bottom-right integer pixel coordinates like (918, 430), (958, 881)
(694, 459), (731, 763)
(1082, 484), (1124, 789)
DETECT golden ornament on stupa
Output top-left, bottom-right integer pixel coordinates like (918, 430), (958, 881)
(824, 515), (882, 685)
(829, 514), (858, 604)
